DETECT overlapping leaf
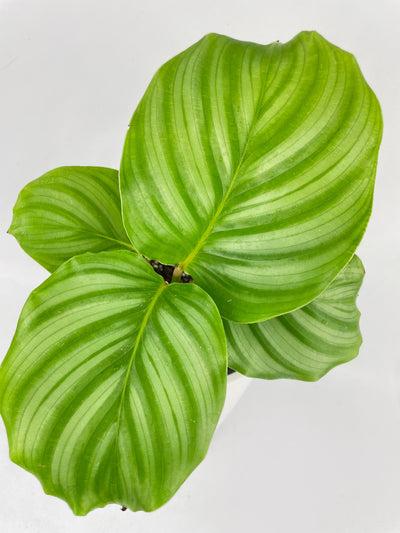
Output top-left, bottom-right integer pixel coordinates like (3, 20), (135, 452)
(1, 30), (381, 517)
(0, 251), (227, 514)
(9, 166), (134, 272)
(120, 31), (382, 322)
(224, 255), (364, 381)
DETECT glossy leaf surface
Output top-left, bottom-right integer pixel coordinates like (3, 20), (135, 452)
(9, 166), (134, 272)
(120, 31), (382, 322)
(224, 255), (364, 381)
(0, 251), (227, 514)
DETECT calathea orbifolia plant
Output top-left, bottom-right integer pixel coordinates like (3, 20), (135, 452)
(0, 31), (382, 514)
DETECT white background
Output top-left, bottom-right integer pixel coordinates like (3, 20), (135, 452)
(1, 0), (399, 531)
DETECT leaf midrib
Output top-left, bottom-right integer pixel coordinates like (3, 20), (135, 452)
(181, 134), (253, 270)
(180, 63), (269, 271)
(90, 232), (137, 252)
(113, 280), (167, 469)
(10, 219), (136, 254)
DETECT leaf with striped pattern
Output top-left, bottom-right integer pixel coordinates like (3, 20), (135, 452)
(120, 31), (382, 323)
(224, 255), (364, 381)
(9, 166), (135, 272)
(0, 251), (227, 514)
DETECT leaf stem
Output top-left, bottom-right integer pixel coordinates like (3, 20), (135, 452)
(171, 266), (183, 283)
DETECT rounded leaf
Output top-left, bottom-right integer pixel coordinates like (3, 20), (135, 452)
(9, 166), (134, 272)
(120, 31), (382, 322)
(224, 255), (364, 381)
(0, 251), (227, 514)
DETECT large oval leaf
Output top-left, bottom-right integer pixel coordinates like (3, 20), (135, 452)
(0, 251), (227, 514)
(9, 166), (134, 272)
(224, 255), (364, 381)
(120, 31), (382, 323)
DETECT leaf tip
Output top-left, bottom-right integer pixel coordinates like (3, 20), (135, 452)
(6, 222), (14, 236)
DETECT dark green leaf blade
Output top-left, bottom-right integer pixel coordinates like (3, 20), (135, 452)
(9, 166), (134, 272)
(224, 255), (364, 381)
(0, 251), (227, 514)
(120, 31), (382, 323)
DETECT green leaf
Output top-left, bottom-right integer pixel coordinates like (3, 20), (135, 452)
(9, 166), (134, 272)
(0, 251), (227, 514)
(224, 255), (364, 381)
(120, 31), (382, 323)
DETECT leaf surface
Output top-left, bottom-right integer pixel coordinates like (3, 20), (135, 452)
(120, 31), (382, 322)
(224, 255), (364, 381)
(9, 166), (134, 272)
(0, 251), (226, 514)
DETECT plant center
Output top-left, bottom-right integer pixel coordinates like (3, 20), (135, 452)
(148, 259), (193, 284)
